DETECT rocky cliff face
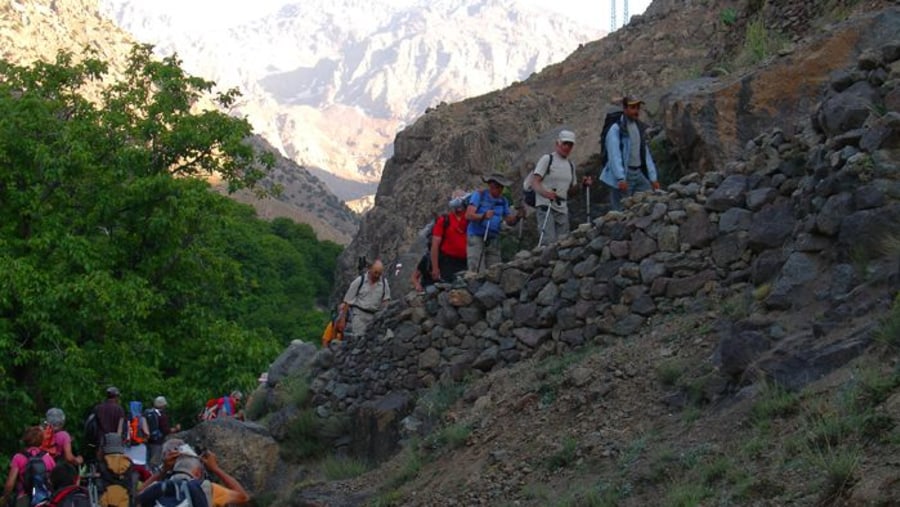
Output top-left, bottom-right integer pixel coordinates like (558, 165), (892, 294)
(337, 0), (895, 292)
(234, 34), (900, 502)
(2, 0), (358, 244)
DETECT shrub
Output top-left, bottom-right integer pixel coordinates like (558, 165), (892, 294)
(720, 7), (738, 25)
(546, 436), (579, 469)
(750, 382), (799, 424)
(320, 455), (369, 481)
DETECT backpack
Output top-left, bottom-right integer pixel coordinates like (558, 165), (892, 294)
(147, 477), (208, 507)
(83, 409), (101, 454)
(125, 401), (147, 445)
(523, 154), (574, 207)
(143, 409), (163, 443)
(599, 111), (649, 177)
(47, 486), (90, 507)
(22, 450), (51, 507)
(98, 453), (136, 507)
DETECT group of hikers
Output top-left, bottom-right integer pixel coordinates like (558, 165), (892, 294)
(3, 387), (249, 507)
(326, 95), (660, 342)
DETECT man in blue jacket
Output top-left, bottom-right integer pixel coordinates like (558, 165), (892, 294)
(599, 96), (661, 211)
(465, 174), (520, 273)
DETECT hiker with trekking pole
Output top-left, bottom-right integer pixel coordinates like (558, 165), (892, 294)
(465, 173), (521, 274)
(525, 129), (591, 248)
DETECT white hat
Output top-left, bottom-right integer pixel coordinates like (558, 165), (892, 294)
(154, 396), (167, 408)
(558, 130), (576, 143)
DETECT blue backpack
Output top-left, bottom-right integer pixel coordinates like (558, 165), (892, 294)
(22, 450), (51, 507)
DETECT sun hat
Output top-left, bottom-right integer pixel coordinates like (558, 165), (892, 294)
(481, 173), (511, 187)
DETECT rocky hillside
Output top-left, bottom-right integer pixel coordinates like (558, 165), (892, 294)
(336, 0), (895, 290)
(202, 20), (899, 504)
(1, 0), (359, 244)
(98, 0), (603, 201)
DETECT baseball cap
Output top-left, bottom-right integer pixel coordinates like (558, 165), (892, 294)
(558, 130), (576, 144)
(106, 386), (120, 397)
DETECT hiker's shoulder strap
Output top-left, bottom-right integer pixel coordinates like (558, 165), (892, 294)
(353, 273), (366, 299)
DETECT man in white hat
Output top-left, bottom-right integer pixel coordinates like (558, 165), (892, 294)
(529, 129), (592, 246)
(465, 173), (521, 273)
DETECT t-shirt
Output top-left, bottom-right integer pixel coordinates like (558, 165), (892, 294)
(342, 274), (391, 313)
(10, 448), (56, 496)
(532, 153), (575, 213)
(50, 430), (72, 459)
(95, 400), (125, 436)
(627, 119), (642, 168)
(433, 212), (467, 259)
(466, 190), (510, 238)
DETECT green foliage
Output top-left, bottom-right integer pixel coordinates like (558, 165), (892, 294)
(738, 17), (786, 66)
(0, 47), (342, 452)
(875, 294), (900, 347)
(320, 455), (370, 481)
(656, 360), (684, 387)
(417, 381), (466, 419)
(720, 7), (738, 26)
(750, 382), (800, 424)
(546, 436), (579, 470)
(429, 423), (471, 451)
(281, 408), (327, 461)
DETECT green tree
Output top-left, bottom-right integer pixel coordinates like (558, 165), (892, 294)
(0, 46), (341, 453)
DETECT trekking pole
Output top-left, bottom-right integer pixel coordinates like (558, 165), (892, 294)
(537, 190), (557, 248)
(585, 181), (591, 224)
(476, 222), (490, 273)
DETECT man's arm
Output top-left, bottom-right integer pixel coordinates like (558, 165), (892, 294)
(531, 155), (556, 201)
(644, 142), (660, 188)
(202, 452), (250, 505)
(605, 125), (626, 183)
(430, 218), (443, 280)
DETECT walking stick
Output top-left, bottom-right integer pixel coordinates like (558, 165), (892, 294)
(537, 203), (553, 248)
(476, 221), (490, 273)
(585, 180), (591, 224)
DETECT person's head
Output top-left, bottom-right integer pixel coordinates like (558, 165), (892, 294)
(105, 386), (120, 400)
(556, 129), (576, 157)
(162, 438), (185, 456)
(171, 444), (204, 478)
(368, 260), (384, 282)
(50, 463), (80, 490)
(230, 390), (244, 406)
(482, 173), (510, 198)
(622, 96), (643, 121)
(448, 189), (467, 214)
(46, 408), (66, 430)
(22, 426), (43, 448)
(154, 396), (168, 409)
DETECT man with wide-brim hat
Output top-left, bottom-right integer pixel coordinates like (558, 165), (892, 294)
(465, 173), (521, 273)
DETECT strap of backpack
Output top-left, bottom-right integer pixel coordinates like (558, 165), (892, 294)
(353, 274), (365, 299)
(48, 485), (81, 507)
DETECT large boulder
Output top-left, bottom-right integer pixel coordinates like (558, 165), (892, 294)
(350, 392), (414, 463)
(267, 340), (318, 386)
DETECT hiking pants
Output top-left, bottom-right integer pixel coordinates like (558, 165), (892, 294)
(467, 235), (501, 273)
(349, 309), (376, 339)
(608, 168), (651, 211)
(535, 206), (569, 246)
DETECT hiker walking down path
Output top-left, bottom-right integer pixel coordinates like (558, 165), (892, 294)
(429, 189), (470, 284)
(94, 387), (125, 444)
(599, 95), (661, 211)
(338, 259), (391, 339)
(465, 174), (521, 273)
(528, 129), (591, 246)
(43, 408), (83, 466)
(3, 426), (57, 507)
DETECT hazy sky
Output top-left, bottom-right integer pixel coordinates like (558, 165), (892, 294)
(133, 0), (653, 33)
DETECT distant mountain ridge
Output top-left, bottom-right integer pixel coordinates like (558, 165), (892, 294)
(98, 0), (603, 201)
(1, 0), (358, 244)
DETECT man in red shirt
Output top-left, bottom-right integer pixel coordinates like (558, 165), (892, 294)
(430, 189), (469, 283)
